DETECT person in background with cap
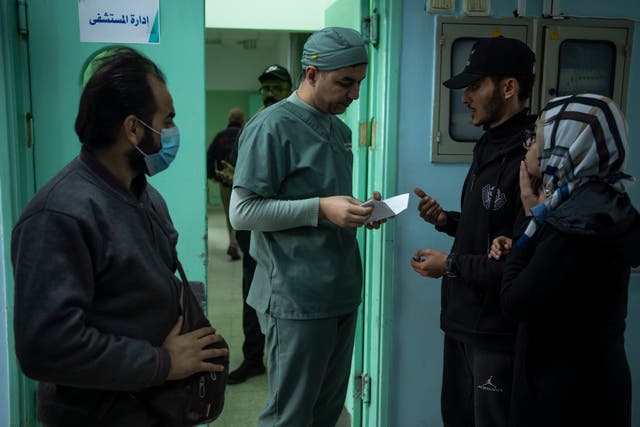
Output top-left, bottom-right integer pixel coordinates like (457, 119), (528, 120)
(225, 64), (293, 385)
(258, 64), (293, 110)
(410, 37), (536, 427)
(230, 27), (384, 425)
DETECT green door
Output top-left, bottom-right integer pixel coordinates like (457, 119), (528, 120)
(325, 0), (400, 425)
(2, 1), (42, 424)
(324, 2), (367, 425)
(7, 1), (207, 424)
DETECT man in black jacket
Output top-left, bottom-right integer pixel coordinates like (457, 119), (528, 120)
(411, 37), (536, 427)
(12, 47), (228, 426)
(207, 107), (245, 261)
(227, 64), (293, 384)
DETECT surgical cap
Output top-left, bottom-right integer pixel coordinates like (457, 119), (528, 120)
(301, 27), (368, 71)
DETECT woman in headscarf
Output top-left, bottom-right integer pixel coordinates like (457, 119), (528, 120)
(489, 94), (640, 427)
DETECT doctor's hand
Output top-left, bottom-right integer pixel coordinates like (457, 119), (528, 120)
(366, 191), (387, 229)
(319, 196), (373, 228)
(410, 249), (447, 278)
(163, 316), (228, 380)
(414, 188), (447, 226)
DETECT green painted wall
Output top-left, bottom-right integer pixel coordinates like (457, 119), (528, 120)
(206, 90), (250, 144)
(20, 2), (207, 283)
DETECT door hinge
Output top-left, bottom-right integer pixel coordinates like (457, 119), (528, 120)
(436, 130), (441, 144)
(362, 10), (379, 48)
(370, 119), (377, 151)
(354, 373), (371, 403)
(16, 0), (29, 37)
(359, 121), (368, 146)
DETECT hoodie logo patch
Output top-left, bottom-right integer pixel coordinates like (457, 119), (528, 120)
(482, 184), (506, 211)
(477, 376), (503, 392)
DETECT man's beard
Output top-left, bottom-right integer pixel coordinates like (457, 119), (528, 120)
(263, 97), (277, 107)
(483, 85), (508, 126)
(127, 131), (156, 175)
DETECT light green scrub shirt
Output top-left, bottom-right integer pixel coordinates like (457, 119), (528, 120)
(233, 93), (362, 319)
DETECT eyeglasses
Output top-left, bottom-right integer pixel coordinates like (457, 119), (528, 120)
(523, 128), (536, 149)
(259, 85), (286, 96)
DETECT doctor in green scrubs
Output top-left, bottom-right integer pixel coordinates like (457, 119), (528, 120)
(231, 27), (383, 426)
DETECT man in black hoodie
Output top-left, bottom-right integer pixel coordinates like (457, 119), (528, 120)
(411, 37), (536, 427)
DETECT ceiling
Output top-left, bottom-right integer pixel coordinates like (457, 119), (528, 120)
(205, 28), (287, 49)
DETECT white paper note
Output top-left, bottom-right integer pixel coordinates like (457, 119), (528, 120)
(362, 193), (409, 222)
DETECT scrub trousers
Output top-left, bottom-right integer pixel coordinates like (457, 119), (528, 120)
(441, 335), (514, 427)
(256, 310), (358, 427)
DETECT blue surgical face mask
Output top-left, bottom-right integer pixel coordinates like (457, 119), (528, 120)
(135, 119), (180, 176)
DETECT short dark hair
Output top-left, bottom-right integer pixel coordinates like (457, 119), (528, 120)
(491, 74), (535, 105)
(75, 47), (166, 148)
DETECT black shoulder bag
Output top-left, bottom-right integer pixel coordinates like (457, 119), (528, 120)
(138, 260), (229, 426)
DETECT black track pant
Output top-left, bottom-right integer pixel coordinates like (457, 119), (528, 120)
(441, 335), (513, 427)
(236, 229), (265, 364)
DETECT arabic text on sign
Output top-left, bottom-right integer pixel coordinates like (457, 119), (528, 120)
(89, 13), (149, 27)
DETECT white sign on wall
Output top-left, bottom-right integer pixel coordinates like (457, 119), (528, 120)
(78, 0), (160, 44)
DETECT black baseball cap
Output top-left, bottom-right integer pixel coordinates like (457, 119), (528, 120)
(258, 64), (292, 86)
(443, 37), (535, 89)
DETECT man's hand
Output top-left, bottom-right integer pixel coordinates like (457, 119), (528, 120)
(489, 236), (512, 260)
(365, 191), (387, 229)
(319, 196), (373, 228)
(414, 188), (447, 226)
(519, 161), (546, 215)
(216, 160), (235, 186)
(162, 316), (228, 381)
(410, 249), (447, 278)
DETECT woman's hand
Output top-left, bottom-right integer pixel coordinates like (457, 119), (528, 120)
(519, 161), (547, 215)
(489, 236), (512, 260)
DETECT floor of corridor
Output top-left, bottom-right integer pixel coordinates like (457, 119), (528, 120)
(206, 205), (351, 426)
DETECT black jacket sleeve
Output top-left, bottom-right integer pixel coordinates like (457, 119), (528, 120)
(452, 253), (505, 294)
(436, 211), (460, 237)
(206, 139), (218, 180)
(453, 191), (530, 294)
(12, 211), (171, 391)
(500, 225), (576, 322)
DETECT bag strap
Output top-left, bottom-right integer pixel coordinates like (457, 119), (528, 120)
(175, 259), (190, 288)
(143, 197), (191, 313)
(175, 260), (189, 313)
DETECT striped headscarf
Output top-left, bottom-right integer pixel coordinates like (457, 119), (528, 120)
(517, 94), (634, 246)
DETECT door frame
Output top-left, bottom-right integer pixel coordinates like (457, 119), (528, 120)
(325, 0), (401, 425)
(323, 0), (369, 424)
(359, 0), (401, 426)
(0, 0), (38, 425)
